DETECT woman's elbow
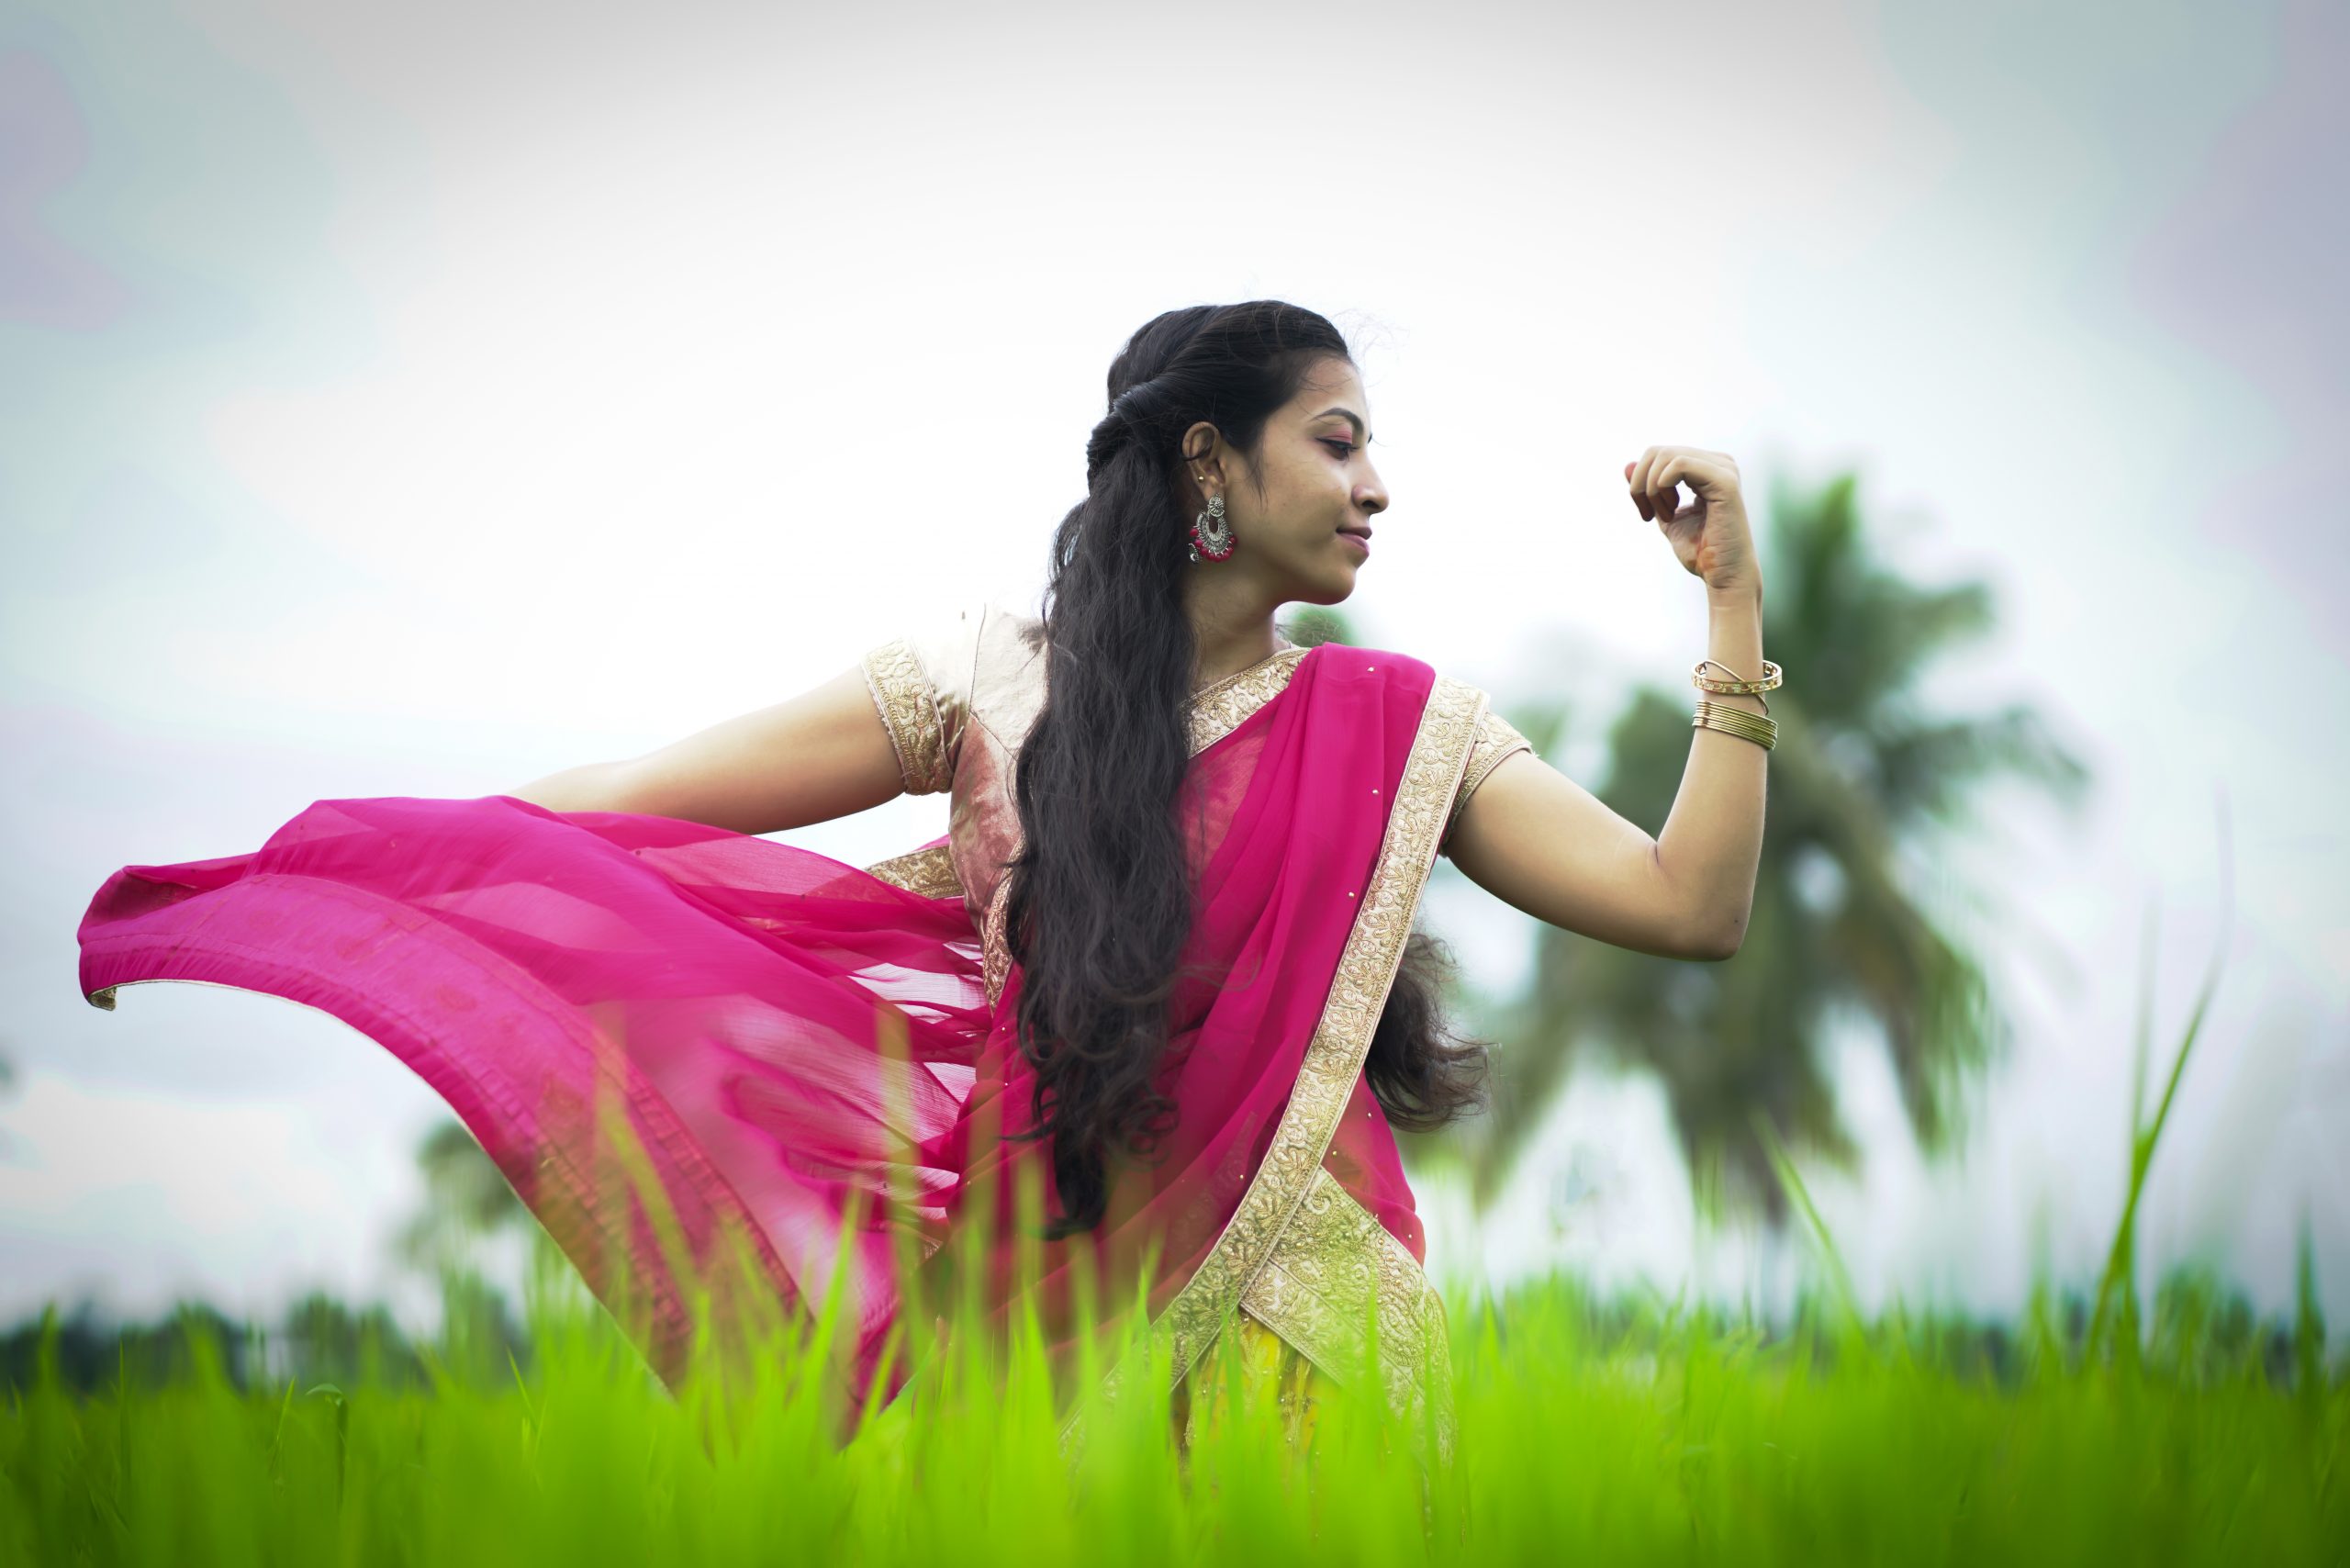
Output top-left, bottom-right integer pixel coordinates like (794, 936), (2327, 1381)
(1692, 906), (1751, 962)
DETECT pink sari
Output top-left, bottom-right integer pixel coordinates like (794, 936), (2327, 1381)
(74, 644), (1487, 1450)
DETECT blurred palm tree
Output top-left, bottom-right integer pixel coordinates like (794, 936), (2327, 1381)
(395, 1116), (534, 1384)
(394, 1116), (524, 1274)
(1460, 470), (2093, 1226)
(0, 1043), (17, 1163)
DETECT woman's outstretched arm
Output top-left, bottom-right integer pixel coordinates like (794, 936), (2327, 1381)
(1446, 446), (1769, 962)
(509, 664), (905, 836)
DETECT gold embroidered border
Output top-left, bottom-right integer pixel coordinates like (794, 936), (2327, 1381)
(1186, 644), (1308, 754)
(864, 842), (964, 900)
(1060, 673), (1486, 1452)
(980, 873), (1014, 1006)
(1442, 708), (1536, 842)
(862, 638), (953, 795)
(1237, 1165), (1457, 1462)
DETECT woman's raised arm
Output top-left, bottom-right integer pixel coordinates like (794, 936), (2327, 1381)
(1446, 441), (1771, 964)
(508, 664), (906, 836)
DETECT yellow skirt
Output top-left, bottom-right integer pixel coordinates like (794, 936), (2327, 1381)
(1172, 1311), (1332, 1451)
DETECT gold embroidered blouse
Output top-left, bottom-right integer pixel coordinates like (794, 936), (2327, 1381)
(859, 599), (1532, 981)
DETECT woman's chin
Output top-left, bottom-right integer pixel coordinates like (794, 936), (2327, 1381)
(1288, 569), (1357, 607)
(1300, 553), (1365, 603)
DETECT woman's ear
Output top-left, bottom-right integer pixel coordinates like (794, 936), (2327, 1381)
(1181, 420), (1226, 498)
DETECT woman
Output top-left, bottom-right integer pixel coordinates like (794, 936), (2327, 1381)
(76, 300), (1773, 1460)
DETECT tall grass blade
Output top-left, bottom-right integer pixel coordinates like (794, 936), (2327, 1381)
(2087, 790), (2234, 1367)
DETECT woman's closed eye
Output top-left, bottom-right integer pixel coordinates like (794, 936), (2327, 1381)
(1322, 440), (1356, 459)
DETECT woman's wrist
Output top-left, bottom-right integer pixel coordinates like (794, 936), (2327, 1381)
(1699, 583), (1769, 715)
(1706, 575), (1763, 613)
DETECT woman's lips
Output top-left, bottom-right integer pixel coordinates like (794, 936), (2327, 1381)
(1337, 527), (1372, 556)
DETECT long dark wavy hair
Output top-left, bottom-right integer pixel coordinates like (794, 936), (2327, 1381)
(1002, 300), (1490, 1239)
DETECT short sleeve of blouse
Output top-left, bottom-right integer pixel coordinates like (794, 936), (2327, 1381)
(860, 603), (985, 796)
(1439, 700), (1535, 856)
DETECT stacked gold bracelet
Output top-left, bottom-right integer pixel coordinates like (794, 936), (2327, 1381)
(1695, 700), (1777, 749)
(1690, 657), (1782, 751)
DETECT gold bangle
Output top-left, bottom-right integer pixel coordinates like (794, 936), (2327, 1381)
(1693, 700), (1776, 751)
(1691, 658), (1782, 715)
(1695, 719), (1774, 752)
(1695, 715), (1775, 751)
(1701, 700), (1767, 747)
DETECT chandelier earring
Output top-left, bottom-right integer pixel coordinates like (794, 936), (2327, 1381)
(1189, 493), (1236, 564)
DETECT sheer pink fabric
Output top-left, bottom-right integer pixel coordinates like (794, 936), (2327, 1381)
(75, 644), (1438, 1418)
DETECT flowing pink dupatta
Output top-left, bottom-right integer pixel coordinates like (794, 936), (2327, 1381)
(75, 643), (1485, 1447)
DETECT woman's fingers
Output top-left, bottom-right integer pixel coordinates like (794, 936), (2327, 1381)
(1629, 444), (1681, 521)
(1657, 455), (1696, 518)
(1628, 446), (1662, 520)
(1631, 445), (1737, 522)
(1635, 454), (1729, 526)
(1628, 447), (1750, 583)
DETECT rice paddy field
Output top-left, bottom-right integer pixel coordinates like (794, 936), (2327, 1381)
(6, 985), (2343, 1565)
(6, 1182), (2343, 1566)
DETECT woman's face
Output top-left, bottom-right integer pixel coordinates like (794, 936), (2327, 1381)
(1184, 356), (1387, 606)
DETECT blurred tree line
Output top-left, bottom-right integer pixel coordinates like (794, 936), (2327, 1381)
(0, 1044), (532, 1395)
(3, 1160), (2322, 1396)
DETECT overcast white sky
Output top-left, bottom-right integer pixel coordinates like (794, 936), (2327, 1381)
(4, 0), (2344, 1340)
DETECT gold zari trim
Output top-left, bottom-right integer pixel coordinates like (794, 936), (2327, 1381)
(862, 638), (953, 795)
(980, 874), (1014, 1006)
(1444, 707), (1535, 842)
(1061, 671), (1486, 1458)
(864, 843), (964, 900)
(1186, 644), (1308, 754)
(1237, 1164), (1455, 1460)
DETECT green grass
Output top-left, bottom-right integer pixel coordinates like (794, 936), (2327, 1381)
(3, 1212), (2342, 1566)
